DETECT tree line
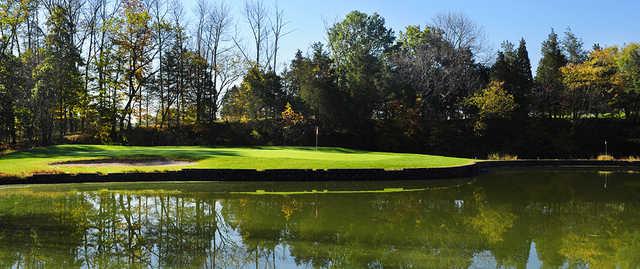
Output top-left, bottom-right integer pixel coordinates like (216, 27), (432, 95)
(1, 1), (639, 156)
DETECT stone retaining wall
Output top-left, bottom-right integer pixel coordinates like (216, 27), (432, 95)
(0, 164), (479, 185)
(2, 160), (640, 185)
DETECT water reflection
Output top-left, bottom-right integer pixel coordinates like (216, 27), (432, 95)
(0, 169), (639, 268)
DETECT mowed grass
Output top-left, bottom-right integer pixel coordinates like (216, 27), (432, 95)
(0, 144), (474, 177)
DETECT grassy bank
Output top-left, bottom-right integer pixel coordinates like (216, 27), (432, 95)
(0, 145), (474, 177)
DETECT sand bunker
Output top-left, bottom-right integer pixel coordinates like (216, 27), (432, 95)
(51, 159), (194, 167)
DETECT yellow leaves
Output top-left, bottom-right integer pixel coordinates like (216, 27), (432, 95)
(114, 0), (152, 52)
(468, 204), (517, 244)
(223, 85), (256, 121)
(561, 63), (598, 90)
(467, 190), (517, 244)
(399, 25), (430, 49)
(467, 80), (517, 119)
(281, 102), (304, 126)
(558, 232), (614, 267)
(616, 43), (640, 92)
(466, 80), (517, 133)
(123, 0), (151, 25)
(0, 0), (28, 26)
(281, 200), (299, 221)
(134, 67), (144, 81)
(561, 46), (624, 92)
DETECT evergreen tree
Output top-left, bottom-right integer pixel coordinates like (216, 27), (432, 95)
(491, 41), (516, 88)
(284, 43), (342, 128)
(535, 29), (567, 117)
(34, 5), (84, 144)
(221, 66), (285, 120)
(0, 53), (24, 145)
(514, 38), (534, 115)
(160, 40), (184, 127)
(184, 51), (212, 125)
(492, 52), (509, 80)
(491, 39), (533, 116)
(562, 28), (587, 64)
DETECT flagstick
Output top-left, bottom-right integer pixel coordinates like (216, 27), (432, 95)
(315, 126), (319, 151)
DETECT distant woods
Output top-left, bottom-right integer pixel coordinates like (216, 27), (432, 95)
(1, 1), (640, 157)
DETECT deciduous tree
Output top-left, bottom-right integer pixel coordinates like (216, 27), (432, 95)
(328, 11), (393, 130)
(466, 80), (517, 133)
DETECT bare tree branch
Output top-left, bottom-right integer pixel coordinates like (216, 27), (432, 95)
(431, 12), (492, 63)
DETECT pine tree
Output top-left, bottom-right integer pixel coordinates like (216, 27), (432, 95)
(535, 29), (567, 117)
(514, 38), (533, 115)
(491, 41), (516, 86)
(491, 40), (533, 116)
(491, 51), (510, 83)
(160, 40), (185, 128)
(562, 28), (587, 64)
(516, 39), (534, 87)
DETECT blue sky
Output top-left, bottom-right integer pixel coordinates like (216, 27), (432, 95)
(184, 0), (640, 72)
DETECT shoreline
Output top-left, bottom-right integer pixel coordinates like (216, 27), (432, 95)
(1, 160), (640, 185)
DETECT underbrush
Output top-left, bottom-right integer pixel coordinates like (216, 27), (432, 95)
(596, 155), (615, 161)
(596, 155), (640, 161)
(487, 153), (519, 160)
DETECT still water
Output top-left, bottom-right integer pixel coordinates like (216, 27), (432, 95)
(0, 169), (639, 268)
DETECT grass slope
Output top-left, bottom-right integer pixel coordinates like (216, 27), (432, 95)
(0, 144), (474, 177)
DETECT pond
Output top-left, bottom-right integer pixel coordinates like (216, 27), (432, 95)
(0, 169), (639, 268)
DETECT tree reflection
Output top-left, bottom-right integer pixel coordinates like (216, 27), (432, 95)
(0, 170), (639, 268)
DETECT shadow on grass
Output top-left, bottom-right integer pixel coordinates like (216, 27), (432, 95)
(254, 146), (370, 154)
(0, 145), (240, 161)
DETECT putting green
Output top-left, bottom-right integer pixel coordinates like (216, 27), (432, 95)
(0, 144), (474, 177)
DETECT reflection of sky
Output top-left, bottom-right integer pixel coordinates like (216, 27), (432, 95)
(527, 242), (541, 269)
(129, 196), (550, 269)
(229, 242), (559, 269)
(470, 250), (498, 269)
(211, 201), (311, 269)
(94, 197), (311, 269)
(469, 242), (546, 269)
